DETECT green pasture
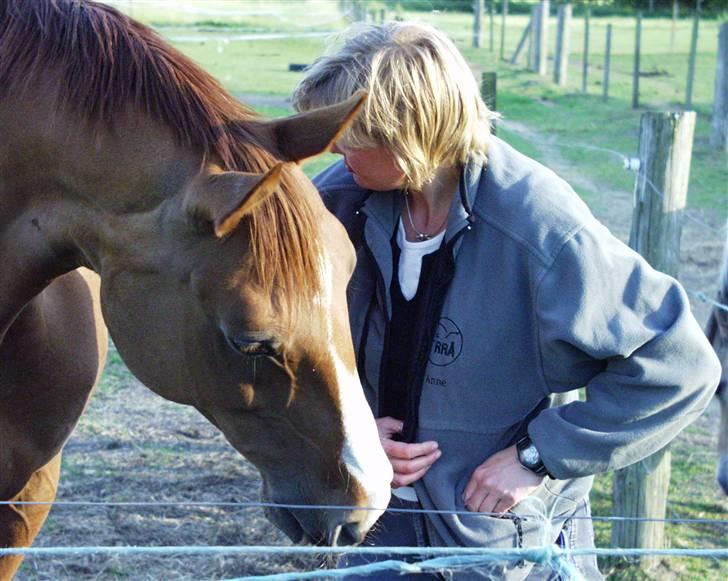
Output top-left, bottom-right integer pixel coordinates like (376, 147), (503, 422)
(99, 1), (727, 578)
(119, 0), (726, 218)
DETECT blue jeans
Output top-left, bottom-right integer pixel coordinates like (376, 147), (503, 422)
(338, 496), (602, 580)
(338, 495), (442, 580)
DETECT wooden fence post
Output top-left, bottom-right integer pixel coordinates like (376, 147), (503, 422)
(603, 24), (612, 102)
(537, 0), (549, 76)
(473, 0), (484, 48)
(633, 12), (642, 109)
(613, 111), (696, 571)
(481, 72), (497, 134)
(528, 4), (540, 71)
(710, 22), (728, 151)
(671, 0), (679, 52)
(686, 1), (701, 108)
(582, 8), (590, 93)
(500, 0), (509, 60)
(554, 4), (572, 86)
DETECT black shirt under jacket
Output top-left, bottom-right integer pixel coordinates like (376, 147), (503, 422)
(378, 235), (455, 443)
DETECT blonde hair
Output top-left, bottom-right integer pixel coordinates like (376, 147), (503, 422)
(292, 22), (494, 191)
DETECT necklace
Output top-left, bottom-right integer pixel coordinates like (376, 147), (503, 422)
(404, 193), (447, 242)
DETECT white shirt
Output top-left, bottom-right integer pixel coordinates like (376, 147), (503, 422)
(397, 218), (446, 301)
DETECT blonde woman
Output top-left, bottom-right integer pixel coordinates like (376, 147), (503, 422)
(293, 22), (719, 580)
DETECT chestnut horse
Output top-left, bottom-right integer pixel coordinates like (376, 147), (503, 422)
(0, 0), (391, 577)
(707, 225), (728, 494)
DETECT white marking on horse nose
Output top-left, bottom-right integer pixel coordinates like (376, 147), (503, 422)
(334, 353), (392, 527)
(318, 249), (391, 527)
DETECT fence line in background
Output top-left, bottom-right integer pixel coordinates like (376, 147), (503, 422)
(554, 4), (571, 87)
(686, 1), (702, 107)
(472, 0), (483, 48)
(582, 8), (590, 92)
(500, 0), (509, 60)
(603, 23), (612, 101)
(632, 12), (642, 108)
(711, 22), (728, 151)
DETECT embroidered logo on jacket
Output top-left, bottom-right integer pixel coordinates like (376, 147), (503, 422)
(429, 317), (463, 366)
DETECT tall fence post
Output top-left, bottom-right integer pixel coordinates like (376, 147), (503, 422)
(473, 0), (484, 48)
(686, 1), (701, 108)
(633, 12), (642, 109)
(481, 72), (497, 134)
(500, 0), (509, 60)
(537, 0), (549, 76)
(711, 23), (728, 151)
(613, 111), (696, 571)
(603, 24), (612, 102)
(489, 0), (495, 52)
(554, 4), (572, 86)
(582, 8), (590, 92)
(671, 0), (679, 52)
(528, 5), (539, 71)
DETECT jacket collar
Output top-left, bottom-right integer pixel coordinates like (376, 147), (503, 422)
(360, 154), (485, 243)
(358, 155), (485, 318)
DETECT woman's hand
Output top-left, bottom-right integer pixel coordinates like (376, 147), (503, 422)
(376, 417), (441, 487)
(463, 444), (544, 515)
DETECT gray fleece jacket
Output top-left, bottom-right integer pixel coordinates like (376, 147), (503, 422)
(314, 137), (720, 559)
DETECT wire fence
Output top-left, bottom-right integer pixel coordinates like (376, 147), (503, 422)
(3, 498), (728, 579)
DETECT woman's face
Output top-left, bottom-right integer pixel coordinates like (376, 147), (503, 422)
(331, 142), (406, 191)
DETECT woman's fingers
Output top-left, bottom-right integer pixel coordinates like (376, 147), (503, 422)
(375, 416), (404, 439)
(390, 448), (441, 474)
(382, 439), (439, 460)
(378, 439), (442, 487)
(392, 465), (431, 487)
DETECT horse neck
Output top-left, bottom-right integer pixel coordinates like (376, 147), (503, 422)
(0, 93), (203, 341)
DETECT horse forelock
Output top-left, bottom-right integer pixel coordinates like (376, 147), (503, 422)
(247, 171), (324, 326)
(0, 0), (323, 319)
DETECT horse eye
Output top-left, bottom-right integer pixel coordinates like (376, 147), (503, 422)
(229, 336), (278, 358)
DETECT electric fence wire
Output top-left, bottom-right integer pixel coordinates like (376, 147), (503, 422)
(3, 499), (728, 527)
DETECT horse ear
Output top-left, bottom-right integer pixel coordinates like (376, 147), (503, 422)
(251, 91), (366, 163)
(185, 164), (284, 239)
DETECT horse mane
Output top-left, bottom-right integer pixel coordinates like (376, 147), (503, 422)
(0, 0), (322, 316)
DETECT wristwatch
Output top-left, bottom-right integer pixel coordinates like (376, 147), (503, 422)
(516, 435), (549, 477)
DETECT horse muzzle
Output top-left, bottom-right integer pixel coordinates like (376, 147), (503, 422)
(263, 502), (371, 546)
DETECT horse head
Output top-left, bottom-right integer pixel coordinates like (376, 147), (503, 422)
(97, 93), (392, 545)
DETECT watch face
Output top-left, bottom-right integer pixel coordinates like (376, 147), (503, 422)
(521, 444), (540, 466)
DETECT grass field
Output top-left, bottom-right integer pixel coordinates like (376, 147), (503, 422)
(53, 1), (727, 579)
(114, 0), (724, 215)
